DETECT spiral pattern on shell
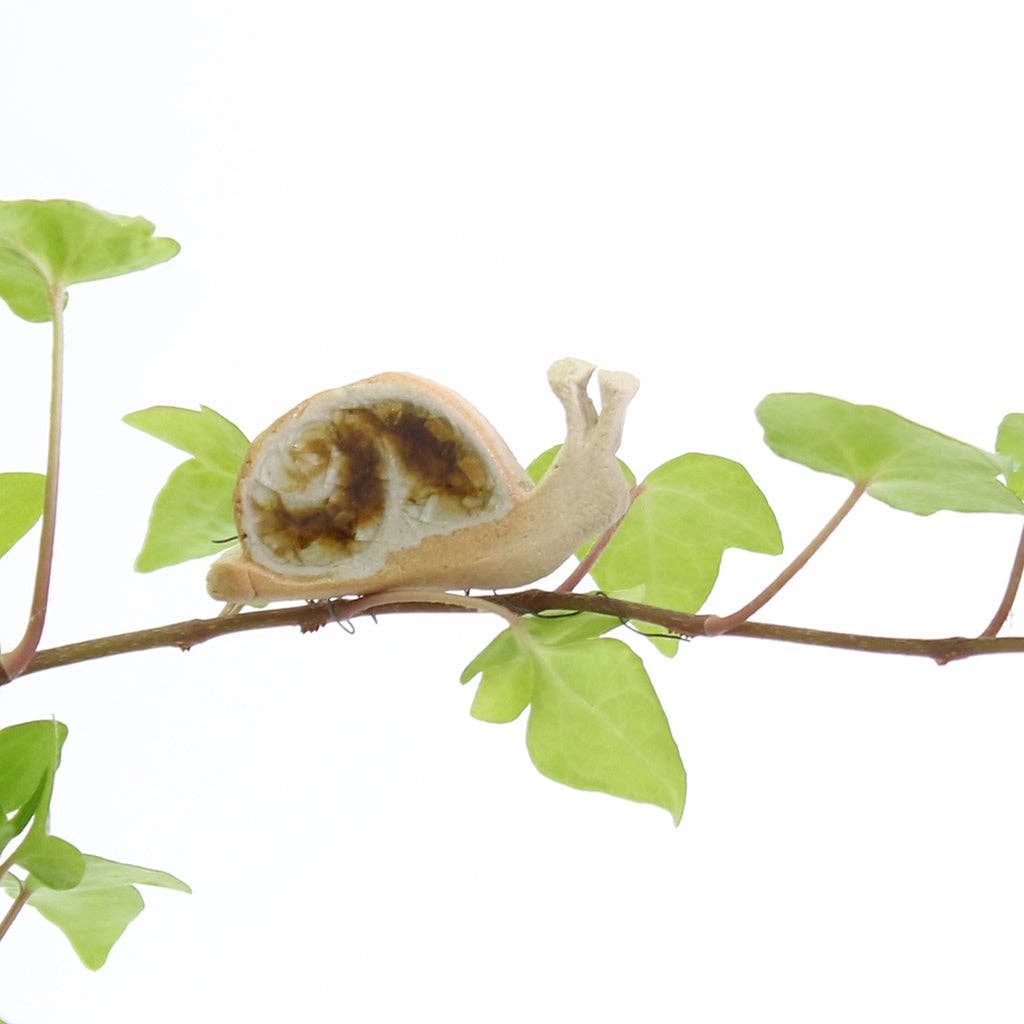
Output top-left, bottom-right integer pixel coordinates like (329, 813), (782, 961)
(236, 384), (521, 579)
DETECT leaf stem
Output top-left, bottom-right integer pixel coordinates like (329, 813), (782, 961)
(0, 286), (66, 683)
(703, 481), (867, 636)
(0, 879), (30, 946)
(557, 484), (644, 592)
(980, 521), (1024, 637)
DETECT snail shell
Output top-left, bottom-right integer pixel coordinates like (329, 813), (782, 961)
(206, 357), (638, 603)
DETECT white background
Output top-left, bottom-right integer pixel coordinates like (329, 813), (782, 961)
(1, 2), (1024, 1020)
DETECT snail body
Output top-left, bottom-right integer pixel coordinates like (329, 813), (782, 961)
(206, 358), (638, 603)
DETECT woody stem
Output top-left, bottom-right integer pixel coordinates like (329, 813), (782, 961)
(0, 285), (67, 683)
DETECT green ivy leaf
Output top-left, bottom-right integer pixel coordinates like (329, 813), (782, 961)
(0, 199), (179, 322)
(14, 834), (84, 891)
(0, 721), (66, 824)
(124, 405), (250, 571)
(0, 721), (81, 885)
(525, 637), (686, 824)
(593, 454), (782, 653)
(124, 405), (249, 475)
(527, 448), (781, 655)
(758, 394), (1023, 515)
(0, 772), (46, 854)
(0, 472), (45, 560)
(2, 854), (190, 970)
(996, 413), (1024, 498)
(462, 613), (620, 723)
(463, 624), (686, 822)
(464, 629), (535, 723)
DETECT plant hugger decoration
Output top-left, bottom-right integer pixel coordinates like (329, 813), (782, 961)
(4, 198), (1024, 971)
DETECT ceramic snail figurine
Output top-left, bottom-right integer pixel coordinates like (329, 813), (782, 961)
(206, 357), (639, 604)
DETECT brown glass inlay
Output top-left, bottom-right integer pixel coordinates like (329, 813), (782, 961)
(250, 401), (494, 565)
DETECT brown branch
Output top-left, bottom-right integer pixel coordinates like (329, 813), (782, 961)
(8, 587), (1024, 684)
(1, 603), (338, 682)
(980, 521), (1024, 637)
